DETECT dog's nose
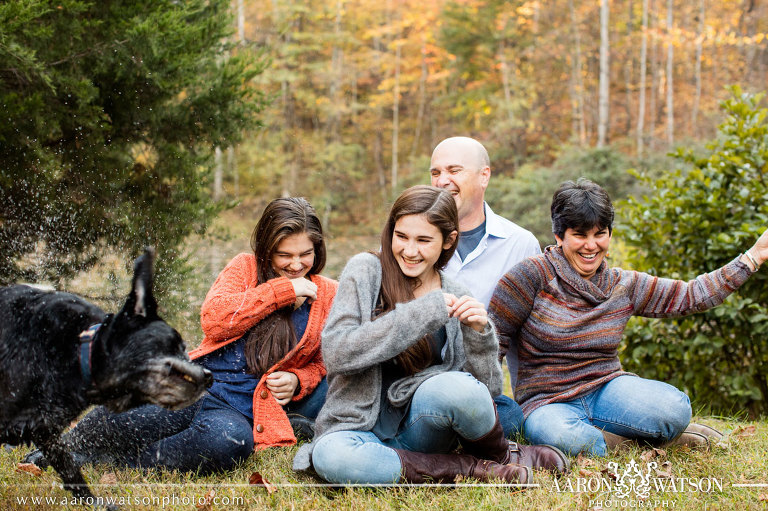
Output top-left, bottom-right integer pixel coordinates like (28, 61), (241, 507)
(203, 368), (213, 388)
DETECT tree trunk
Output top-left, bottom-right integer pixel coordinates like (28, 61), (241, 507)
(665, 0), (674, 147)
(391, 38), (401, 194)
(237, 0), (245, 43)
(498, 38), (516, 130)
(213, 146), (223, 200)
(410, 35), (428, 159)
(691, 0), (704, 135)
(649, 0), (659, 150)
(637, 0), (649, 156)
(624, 0), (634, 136)
(329, 0), (343, 142)
(597, 0), (610, 147)
(227, 146), (237, 198)
(569, 0), (586, 145)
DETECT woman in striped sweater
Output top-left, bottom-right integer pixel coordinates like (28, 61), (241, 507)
(489, 178), (768, 457)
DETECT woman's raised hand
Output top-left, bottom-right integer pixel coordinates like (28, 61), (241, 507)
(265, 371), (299, 406)
(746, 227), (768, 268)
(444, 293), (488, 332)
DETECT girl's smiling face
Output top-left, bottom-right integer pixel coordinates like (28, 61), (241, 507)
(392, 214), (455, 282)
(271, 233), (315, 279)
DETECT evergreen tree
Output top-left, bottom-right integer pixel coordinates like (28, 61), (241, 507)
(0, 0), (265, 291)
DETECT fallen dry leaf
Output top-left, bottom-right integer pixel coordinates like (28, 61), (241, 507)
(99, 472), (118, 485)
(655, 461), (673, 479)
(16, 463), (43, 476)
(579, 468), (599, 478)
(758, 493), (768, 502)
(641, 447), (666, 461)
(249, 472), (277, 494)
(733, 425), (757, 438)
(576, 453), (597, 468)
(195, 489), (215, 511)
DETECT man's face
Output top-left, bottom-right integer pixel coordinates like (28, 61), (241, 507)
(429, 142), (489, 223)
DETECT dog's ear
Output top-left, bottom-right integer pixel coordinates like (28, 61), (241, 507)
(127, 246), (158, 319)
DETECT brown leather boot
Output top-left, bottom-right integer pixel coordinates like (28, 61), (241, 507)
(663, 423), (722, 450)
(394, 449), (533, 485)
(601, 430), (634, 451)
(460, 411), (570, 474)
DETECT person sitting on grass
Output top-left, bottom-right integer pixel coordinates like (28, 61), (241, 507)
(24, 197), (336, 473)
(489, 178), (768, 456)
(293, 185), (568, 485)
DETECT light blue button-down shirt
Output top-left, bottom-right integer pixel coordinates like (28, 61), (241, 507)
(443, 202), (541, 307)
(442, 202), (541, 388)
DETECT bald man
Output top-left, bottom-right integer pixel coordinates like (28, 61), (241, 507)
(430, 136), (540, 436)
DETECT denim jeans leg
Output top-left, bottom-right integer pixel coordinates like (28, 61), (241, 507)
(137, 394), (254, 474)
(312, 430), (402, 484)
(524, 399), (607, 456)
(285, 377), (328, 419)
(493, 394), (525, 438)
(395, 371), (496, 453)
(589, 375), (691, 444)
(62, 402), (201, 465)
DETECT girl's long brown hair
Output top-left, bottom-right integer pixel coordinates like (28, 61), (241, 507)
(244, 197), (326, 374)
(376, 185), (459, 375)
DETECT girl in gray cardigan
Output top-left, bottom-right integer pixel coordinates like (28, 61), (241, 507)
(292, 185), (567, 484)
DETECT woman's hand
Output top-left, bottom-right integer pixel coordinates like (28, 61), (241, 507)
(445, 294), (488, 333)
(746, 228), (768, 268)
(291, 278), (317, 308)
(265, 371), (299, 406)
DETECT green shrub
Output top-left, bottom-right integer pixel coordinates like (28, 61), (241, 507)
(619, 87), (768, 417)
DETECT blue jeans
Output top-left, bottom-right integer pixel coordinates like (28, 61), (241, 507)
(493, 394), (524, 438)
(523, 375), (692, 457)
(63, 380), (327, 474)
(311, 371), (497, 484)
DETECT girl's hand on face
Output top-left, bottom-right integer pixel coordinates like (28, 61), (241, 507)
(265, 371), (299, 406)
(291, 278), (318, 303)
(448, 295), (488, 333)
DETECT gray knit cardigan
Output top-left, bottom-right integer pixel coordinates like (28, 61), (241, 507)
(293, 252), (503, 471)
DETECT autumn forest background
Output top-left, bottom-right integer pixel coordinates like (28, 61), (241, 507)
(2, 0), (768, 416)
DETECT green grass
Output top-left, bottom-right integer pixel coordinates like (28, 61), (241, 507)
(2, 418), (768, 510)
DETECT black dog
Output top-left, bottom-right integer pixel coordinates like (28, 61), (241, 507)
(0, 248), (211, 505)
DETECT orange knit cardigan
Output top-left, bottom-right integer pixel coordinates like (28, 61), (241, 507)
(189, 253), (337, 449)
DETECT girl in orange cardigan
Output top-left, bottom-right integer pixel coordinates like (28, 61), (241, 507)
(190, 196), (337, 451)
(23, 197), (337, 474)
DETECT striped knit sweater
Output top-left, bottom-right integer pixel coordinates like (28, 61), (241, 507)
(489, 245), (754, 417)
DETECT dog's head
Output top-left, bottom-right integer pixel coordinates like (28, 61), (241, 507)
(90, 248), (212, 413)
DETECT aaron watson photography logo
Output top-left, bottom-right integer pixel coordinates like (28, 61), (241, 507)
(552, 457), (723, 508)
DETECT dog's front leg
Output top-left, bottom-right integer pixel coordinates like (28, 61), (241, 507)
(39, 438), (99, 504)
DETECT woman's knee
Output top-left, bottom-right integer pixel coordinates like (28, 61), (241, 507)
(416, 372), (494, 418)
(657, 389), (692, 440)
(312, 432), (401, 484)
(525, 405), (605, 457)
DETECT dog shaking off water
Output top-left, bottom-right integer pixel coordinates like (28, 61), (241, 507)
(0, 248), (212, 506)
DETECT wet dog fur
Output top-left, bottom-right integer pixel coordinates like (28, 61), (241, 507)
(0, 248), (211, 505)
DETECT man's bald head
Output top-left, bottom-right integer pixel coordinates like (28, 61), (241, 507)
(429, 137), (491, 231)
(431, 137), (490, 169)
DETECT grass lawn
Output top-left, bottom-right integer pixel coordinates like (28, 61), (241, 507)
(2, 417), (768, 510)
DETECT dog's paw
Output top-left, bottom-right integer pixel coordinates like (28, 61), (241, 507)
(21, 449), (50, 468)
